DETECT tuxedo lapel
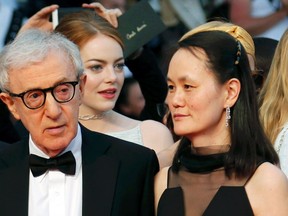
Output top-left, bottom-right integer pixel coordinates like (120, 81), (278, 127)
(0, 141), (30, 215)
(81, 125), (119, 216)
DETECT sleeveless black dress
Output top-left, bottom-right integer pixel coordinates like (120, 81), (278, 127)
(158, 184), (254, 216)
(157, 145), (257, 216)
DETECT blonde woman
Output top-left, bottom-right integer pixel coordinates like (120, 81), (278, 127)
(259, 28), (288, 176)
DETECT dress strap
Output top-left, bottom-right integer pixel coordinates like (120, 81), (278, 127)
(244, 161), (266, 186)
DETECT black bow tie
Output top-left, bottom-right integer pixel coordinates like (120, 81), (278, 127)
(29, 151), (76, 177)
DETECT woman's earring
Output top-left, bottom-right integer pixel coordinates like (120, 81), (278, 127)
(225, 106), (231, 127)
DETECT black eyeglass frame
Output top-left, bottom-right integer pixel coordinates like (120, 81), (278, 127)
(6, 81), (79, 110)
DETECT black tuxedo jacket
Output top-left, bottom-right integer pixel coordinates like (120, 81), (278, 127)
(0, 125), (159, 216)
(0, 140), (10, 151)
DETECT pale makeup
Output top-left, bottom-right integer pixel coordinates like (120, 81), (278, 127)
(79, 33), (125, 117)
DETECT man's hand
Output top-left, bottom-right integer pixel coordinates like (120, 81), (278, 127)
(18, 5), (59, 34)
(82, 2), (122, 28)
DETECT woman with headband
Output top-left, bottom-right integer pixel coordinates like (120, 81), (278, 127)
(155, 30), (288, 215)
(158, 20), (258, 168)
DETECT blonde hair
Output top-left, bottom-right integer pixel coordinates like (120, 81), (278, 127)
(180, 21), (255, 62)
(259, 29), (288, 144)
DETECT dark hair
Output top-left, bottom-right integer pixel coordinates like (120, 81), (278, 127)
(172, 30), (279, 178)
(114, 77), (141, 119)
(115, 77), (138, 107)
(252, 37), (278, 93)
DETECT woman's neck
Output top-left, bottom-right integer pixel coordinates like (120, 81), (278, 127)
(192, 144), (231, 155)
(187, 129), (231, 152)
(78, 110), (115, 132)
(78, 110), (111, 121)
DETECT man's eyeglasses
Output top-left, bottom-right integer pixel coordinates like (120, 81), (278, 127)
(6, 81), (79, 109)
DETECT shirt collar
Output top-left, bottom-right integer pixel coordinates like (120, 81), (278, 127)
(29, 124), (82, 180)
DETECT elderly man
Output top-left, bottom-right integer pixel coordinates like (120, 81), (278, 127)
(0, 29), (159, 216)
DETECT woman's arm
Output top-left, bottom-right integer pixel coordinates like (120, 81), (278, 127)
(229, 0), (287, 36)
(18, 5), (59, 34)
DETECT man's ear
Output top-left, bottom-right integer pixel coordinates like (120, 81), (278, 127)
(224, 78), (241, 108)
(0, 92), (20, 120)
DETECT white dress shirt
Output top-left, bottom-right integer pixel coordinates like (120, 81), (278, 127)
(274, 122), (288, 177)
(28, 124), (83, 216)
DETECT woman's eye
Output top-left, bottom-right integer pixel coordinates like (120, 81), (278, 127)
(90, 65), (103, 71)
(184, 84), (192, 89)
(114, 63), (125, 71)
(168, 85), (174, 91)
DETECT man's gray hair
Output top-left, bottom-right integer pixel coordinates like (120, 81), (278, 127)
(0, 29), (84, 91)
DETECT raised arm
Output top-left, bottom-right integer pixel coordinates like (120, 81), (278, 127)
(19, 2), (121, 34)
(18, 5), (59, 34)
(229, 0), (288, 36)
(82, 2), (122, 28)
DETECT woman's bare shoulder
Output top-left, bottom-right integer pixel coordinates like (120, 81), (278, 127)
(157, 141), (180, 169)
(140, 120), (174, 137)
(246, 162), (288, 215)
(140, 120), (175, 153)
